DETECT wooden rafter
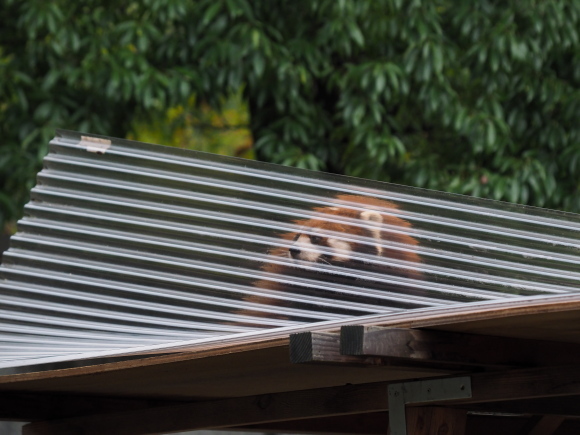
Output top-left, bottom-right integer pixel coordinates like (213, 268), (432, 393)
(23, 382), (390, 435)
(22, 364), (580, 435)
(341, 325), (580, 367)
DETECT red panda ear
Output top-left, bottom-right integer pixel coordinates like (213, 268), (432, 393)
(359, 210), (384, 256)
(359, 210), (383, 224)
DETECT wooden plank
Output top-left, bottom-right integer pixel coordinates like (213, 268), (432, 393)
(468, 365), (580, 404)
(290, 331), (474, 374)
(5, 295), (580, 424)
(468, 396), (580, 417)
(239, 412), (389, 434)
(341, 326), (580, 368)
(405, 407), (467, 435)
(23, 382), (390, 435)
(0, 345), (442, 422)
(4, 294), (580, 389)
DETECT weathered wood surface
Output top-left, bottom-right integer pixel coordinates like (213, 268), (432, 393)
(468, 365), (580, 404)
(289, 331), (455, 373)
(289, 332), (364, 364)
(5, 294), (580, 424)
(340, 326), (580, 367)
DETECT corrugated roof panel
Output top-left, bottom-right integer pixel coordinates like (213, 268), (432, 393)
(1, 130), (579, 371)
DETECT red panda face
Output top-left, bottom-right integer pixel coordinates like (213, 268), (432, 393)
(287, 208), (385, 264)
(289, 231), (353, 263)
(242, 195), (423, 320)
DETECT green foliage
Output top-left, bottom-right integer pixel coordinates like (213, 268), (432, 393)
(130, 92), (254, 159)
(0, 0), (197, 232)
(239, 1), (580, 211)
(1, 0), (580, 236)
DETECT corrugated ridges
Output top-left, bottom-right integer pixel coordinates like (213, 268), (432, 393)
(0, 130), (579, 369)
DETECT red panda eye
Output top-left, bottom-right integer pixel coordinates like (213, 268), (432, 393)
(292, 233), (300, 242)
(310, 235), (322, 244)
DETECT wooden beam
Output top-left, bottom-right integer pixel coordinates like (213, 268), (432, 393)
(23, 382), (390, 435)
(289, 332), (365, 364)
(341, 326), (580, 368)
(468, 365), (580, 404)
(239, 412), (389, 434)
(468, 396), (580, 417)
(289, 331), (470, 373)
(23, 364), (580, 435)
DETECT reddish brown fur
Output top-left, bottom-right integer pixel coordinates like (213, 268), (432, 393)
(241, 194), (422, 318)
(264, 194), (420, 271)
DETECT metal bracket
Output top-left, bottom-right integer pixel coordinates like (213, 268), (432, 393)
(388, 376), (472, 435)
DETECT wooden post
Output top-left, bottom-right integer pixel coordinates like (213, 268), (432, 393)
(406, 407), (467, 435)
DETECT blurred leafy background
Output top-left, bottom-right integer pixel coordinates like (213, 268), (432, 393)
(2, 0), (580, 240)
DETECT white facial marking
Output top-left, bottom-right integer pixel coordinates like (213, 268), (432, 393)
(326, 238), (352, 262)
(291, 234), (323, 262)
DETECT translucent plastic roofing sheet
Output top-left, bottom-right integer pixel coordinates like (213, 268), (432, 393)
(1, 130), (579, 371)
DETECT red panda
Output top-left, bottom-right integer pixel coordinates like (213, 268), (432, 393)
(240, 194), (423, 320)
(276, 194), (421, 268)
